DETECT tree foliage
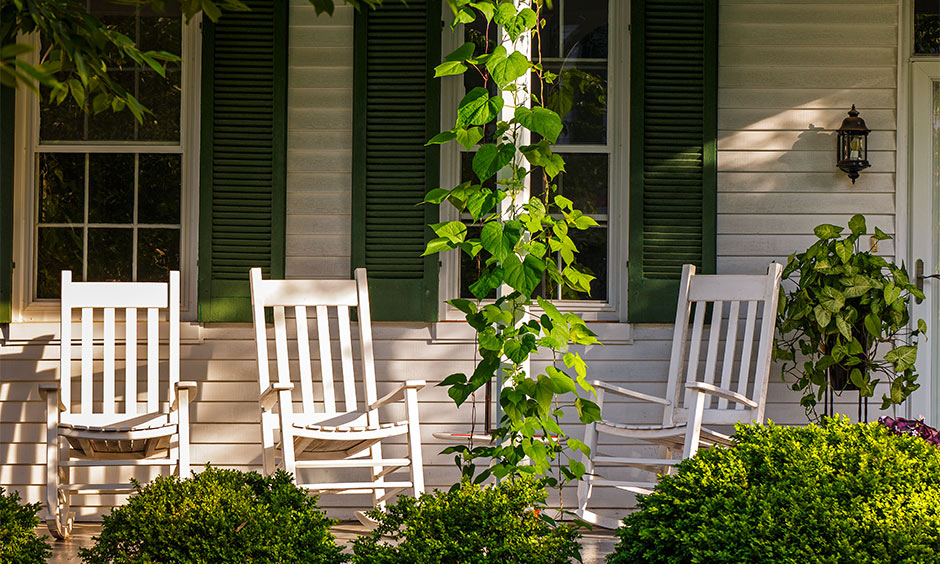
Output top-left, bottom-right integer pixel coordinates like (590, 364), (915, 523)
(0, 0), (394, 121)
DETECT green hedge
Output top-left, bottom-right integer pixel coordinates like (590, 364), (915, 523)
(80, 466), (345, 564)
(352, 477), (582, 563)
(608, 418), (940, 564)
(0, 487), (51, 564)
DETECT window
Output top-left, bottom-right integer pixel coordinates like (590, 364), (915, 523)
(441, 0), (625, 315)
(914, 0), (940, 55)
(27, 2), (196, 302)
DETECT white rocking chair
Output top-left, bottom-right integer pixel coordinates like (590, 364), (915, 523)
(249, 267), (425, 520)
(578, 263), (783, 529)
(39, 271), (195, 539)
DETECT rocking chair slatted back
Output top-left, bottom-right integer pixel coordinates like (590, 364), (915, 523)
(59, 271), (179, 428)
(251, 269), (378, 424)
(665, 264), (782, 427)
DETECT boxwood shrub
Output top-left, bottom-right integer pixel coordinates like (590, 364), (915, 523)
(608, 418), (940, 564)
(80, 466), (345, 564)
(351, 477), (582, 563)
(0, 487), (51, 564)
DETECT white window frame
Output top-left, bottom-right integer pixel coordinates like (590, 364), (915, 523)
(437, 0), (629, 322)
(12, 15), (202, 322)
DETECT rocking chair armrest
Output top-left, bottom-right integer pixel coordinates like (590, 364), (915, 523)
(170, 381), (198, 411)
(591, 380), (671, 406)
(260, 383), (294, 412)
(39, 383), (66, 411)
(369, 380), (427, 411)
(686, 382), (758, 408)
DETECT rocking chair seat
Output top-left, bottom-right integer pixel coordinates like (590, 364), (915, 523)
(595, 421), (732, 449)
(293, 420), (407, 435)
(59, 422), (179, 459)
(291, 421), (410, 459)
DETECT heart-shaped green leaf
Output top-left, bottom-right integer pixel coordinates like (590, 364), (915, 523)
(472, 143), (514, 182)
(514, 106), (563, 143)
(814, 223), (844, 240)
(457, 87), (503, 127)
(486, 46), (530, 88)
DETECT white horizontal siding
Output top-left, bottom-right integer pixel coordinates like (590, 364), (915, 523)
(717, 0), (898, 274)
(285, 1), (353, 280)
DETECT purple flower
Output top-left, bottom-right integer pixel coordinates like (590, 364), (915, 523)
(878, 416), (940, 447)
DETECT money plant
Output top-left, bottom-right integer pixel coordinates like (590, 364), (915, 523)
(423, 0), (603, 492)
(774, 214), (926, 420)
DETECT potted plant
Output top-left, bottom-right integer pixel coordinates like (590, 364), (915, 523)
(774, 214), (926, 419)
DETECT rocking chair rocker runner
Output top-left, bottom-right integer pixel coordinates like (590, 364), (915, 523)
(577, 263), (783, 529)
(249, 268), (425, 521)
(40, 271), (195, 539)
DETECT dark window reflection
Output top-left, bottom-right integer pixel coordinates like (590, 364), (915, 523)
(531, 154), (609, 216)
(38, 2), (182, 142)
(37, 227), (84, 298)
(39, 153), (85, 223)
(537, 0), (608, 59)
(138, 154), (182, 224)
(87, 228), (133, 281)
(539, 64), (607, 145)
(138, 228), (180, 282)
(915, 0), (940, 54)
(88, 154), (135, 224)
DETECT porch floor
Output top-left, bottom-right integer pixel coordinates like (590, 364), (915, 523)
(42, 521), (618, 563)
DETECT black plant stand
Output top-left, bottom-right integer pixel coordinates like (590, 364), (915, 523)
(822, 386), (869, 423)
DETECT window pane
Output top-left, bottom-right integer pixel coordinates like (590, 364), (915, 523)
(138, 228), (180, 281)
(39, 89), (84, 141)
(138, 69), (182, 142)
(39, 2), (182, 143)
(86, 71), (137, 142)
(531, 153), (609, 216)
(567, 227), (607, 300)
(88, 154), (135, 224)
(139, 1), (182, 53)
(540, 64), (607, 145)
(37, 227), (83, 299)
(87, 228), (133, 281)
(138, 154), (181, 224)
(38, 153), (85, 224)
(915, 0), (940, 54)
(537, 0), (608, 59)
(534, 0), (608, 145)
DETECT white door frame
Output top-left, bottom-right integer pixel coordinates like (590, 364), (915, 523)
(908, 61), (940, 424)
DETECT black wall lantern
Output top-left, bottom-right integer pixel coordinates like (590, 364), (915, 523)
(836, 105), (871, 183)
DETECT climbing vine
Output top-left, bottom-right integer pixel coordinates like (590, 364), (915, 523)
(424, 0), (603, 492)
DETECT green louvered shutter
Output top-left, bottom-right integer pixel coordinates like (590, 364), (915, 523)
(352, 0), (440, 322)
(628, 0), (717, 323)
(198, 1), (287, 322)
(0, 83), (13, 323)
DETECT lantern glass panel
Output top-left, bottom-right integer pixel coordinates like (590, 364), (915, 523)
(848, 133), (866, 161)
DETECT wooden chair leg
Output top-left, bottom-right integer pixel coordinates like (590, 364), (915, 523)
(177, 387), (191, 477)
(577, 421), (598, 519)
(260, 411), (277, 475)
(370, 442), (387, 510)
(405, 386), (424, 496)
(683, 389), (707, 459)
